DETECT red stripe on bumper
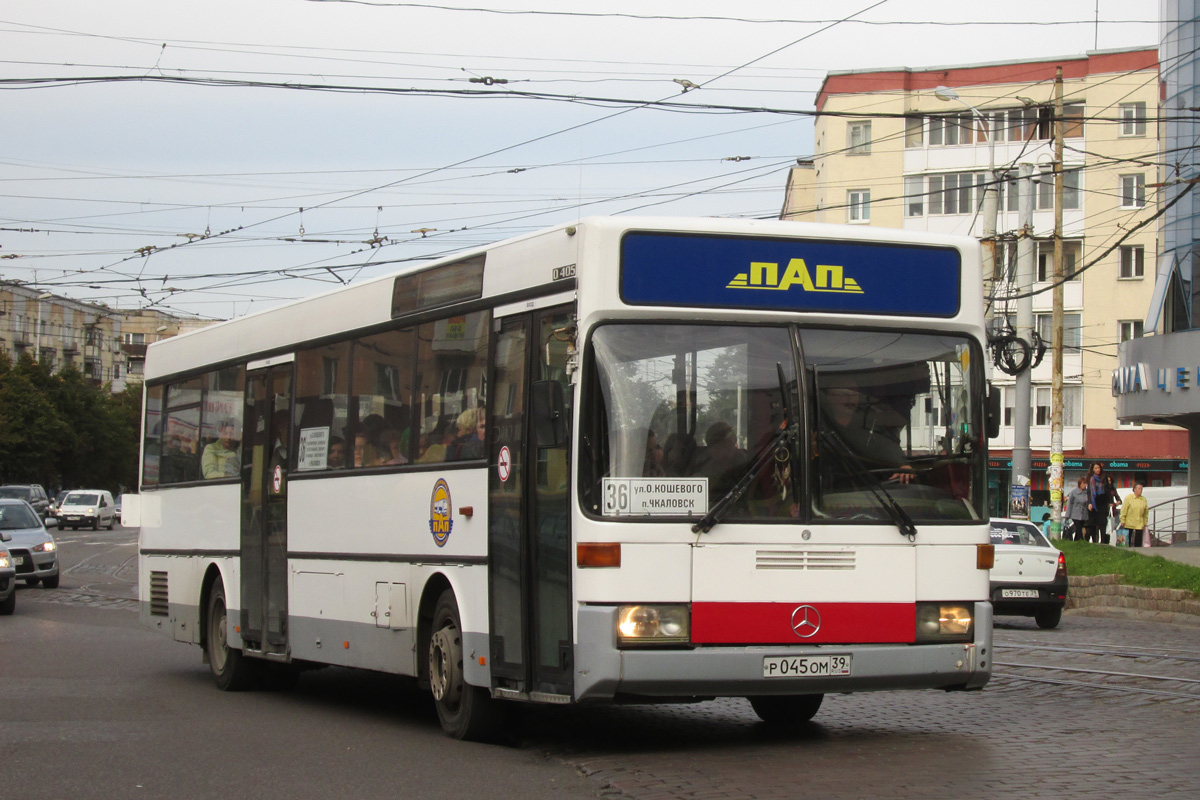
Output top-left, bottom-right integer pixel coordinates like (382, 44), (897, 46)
(691, 602), (915, 644)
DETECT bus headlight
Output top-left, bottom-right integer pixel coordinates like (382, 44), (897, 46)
(617, 604), (690, 646)
(915, 602), (974, 643)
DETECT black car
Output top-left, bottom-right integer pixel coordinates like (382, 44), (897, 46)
(0, 485), (50, 521)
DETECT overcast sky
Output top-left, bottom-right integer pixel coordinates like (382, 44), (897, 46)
(0, 1), (1159, 318)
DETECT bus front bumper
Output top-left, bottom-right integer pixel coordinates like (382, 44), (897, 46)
(573, 602), (993, 702)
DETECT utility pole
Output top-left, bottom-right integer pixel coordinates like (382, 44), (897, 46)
(1011, 162), (1035, 505)
(1049, 67), (1066, 537)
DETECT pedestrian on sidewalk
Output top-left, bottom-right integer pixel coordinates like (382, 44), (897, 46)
(1087, 462), (1111, 543)
(1105, 476), (1122, 545)
(1119, 483), (1149, 549)
(1065, 477), (1090, 541)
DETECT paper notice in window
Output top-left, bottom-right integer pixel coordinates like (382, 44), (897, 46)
(297, 427), (330, 471)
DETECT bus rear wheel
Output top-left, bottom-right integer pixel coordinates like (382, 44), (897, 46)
(748, 694), (824, 724)
(206, 580), (257, 691)
(428, 590), (499, 740)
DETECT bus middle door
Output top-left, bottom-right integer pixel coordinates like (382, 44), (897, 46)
(487, 306), (574, 701)
(240, 359), (293, 657)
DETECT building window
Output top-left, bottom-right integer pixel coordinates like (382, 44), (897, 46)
(928, 113), (973, 146)
(1037, 312), (1082, 353)
(1063, 385), (1082, 427)
(1120, 102), (1147, 136)
(904, 175), (924, 217)
(847, 121), (871, 155)
(123, 332), (145, 345)
(1035, 387), (1051, 426)
(847, 190), (871, 222)
(129, 359), (145, 375)
(1036, 240), (1082, 282)
(1029, 384), (1085, 428)
(1120, 173), (1146, 208)
(1033, 169), (1080, 211)
(1003, 386), (1014, 427)
(1119, 320), (1144, 341)
(1119, 244), (1145, 278)
(904, 115), (924, 148)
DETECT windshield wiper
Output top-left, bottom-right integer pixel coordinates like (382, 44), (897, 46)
(692, 362), (799, 534)
(818, 427), (918, 538)
(691, 425), (791, 534)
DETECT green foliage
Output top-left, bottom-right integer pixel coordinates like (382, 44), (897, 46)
(0, 351), (141, 494)
(1056, 540), (1200, 597)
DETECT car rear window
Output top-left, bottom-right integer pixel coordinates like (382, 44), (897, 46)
(0, 487), (30, 500)
(989, 523), (1050, 548)
(66, 493), (100, 505)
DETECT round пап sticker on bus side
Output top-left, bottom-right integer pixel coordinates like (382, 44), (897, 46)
(429, 478), (453, 547)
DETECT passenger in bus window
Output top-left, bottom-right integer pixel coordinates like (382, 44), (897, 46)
(201, 419), (240, 479)
(448, 407), (485, 460)
(642, 429), (665, 477)
(327, 436), (346, 469)
(695, 422), (747, 496)
(380, 428), (408, 465)
(353, 429), (380, 467)
(418, 416), (456, 463)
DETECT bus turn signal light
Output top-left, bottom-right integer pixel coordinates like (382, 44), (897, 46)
(577, 542), (621, 568)
(977, 543), (994, 570)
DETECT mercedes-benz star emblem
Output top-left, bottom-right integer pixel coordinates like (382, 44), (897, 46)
(790, 605), (821, 638)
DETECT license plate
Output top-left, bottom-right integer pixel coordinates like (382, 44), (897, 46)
(1001, 588), (1040, 598)
(763, 654), (852, 678)
(13, 556), (24, 565)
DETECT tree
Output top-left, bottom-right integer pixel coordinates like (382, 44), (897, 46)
(0, 351), (141, 492)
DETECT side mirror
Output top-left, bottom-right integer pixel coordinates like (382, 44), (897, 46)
(986, 385), (1002, 440)
(531, 380), (568, 449)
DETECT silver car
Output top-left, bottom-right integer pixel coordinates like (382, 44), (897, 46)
(0, 536), (15, 614)
(0, 499), (60, 589)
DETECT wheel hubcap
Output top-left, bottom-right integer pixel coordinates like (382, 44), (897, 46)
(211, 601), (228, 672)
(429, 624), (463, 706)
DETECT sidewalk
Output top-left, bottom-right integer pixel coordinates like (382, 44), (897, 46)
(1146, 540), (1200, 568)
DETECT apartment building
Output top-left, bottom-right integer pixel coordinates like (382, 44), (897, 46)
(0, 282), (121, 384)
(1, 282), (214, 391)
(782, 48), (1186, 515)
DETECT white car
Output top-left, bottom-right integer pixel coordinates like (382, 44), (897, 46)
(989, 517), (1068, 629)
(57, 490), (117, 531)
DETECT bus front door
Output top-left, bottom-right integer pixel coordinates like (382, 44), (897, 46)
(488, 307), (574, 700)
(239, 362), (293, 656)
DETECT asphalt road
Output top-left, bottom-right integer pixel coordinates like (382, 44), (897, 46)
(3, 526), (1199, 800)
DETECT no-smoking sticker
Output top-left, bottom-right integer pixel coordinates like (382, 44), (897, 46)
(497, 446), (512, 482)
(271, 464), (284, 495)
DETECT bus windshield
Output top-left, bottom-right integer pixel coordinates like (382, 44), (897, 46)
(581, 323), (985, 524)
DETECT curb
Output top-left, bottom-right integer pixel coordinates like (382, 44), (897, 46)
(1066, 574), (1200, 622)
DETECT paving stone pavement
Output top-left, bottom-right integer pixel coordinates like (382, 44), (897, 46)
(506, 614), (1199, 800)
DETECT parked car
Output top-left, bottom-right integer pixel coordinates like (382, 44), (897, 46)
(0, 499), (59, 589)
(989, 517), (1067, 629)
(57, 490), (117, 531)
(114, 494), (124, 524)
(47, 490), (71, 527)
(0, 533), (16, 615)
(0, 484), (50, 521)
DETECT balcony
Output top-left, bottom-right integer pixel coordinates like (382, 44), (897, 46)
(121, 342), (148, 357)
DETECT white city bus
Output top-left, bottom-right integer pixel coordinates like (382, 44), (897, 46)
(135, 216), (997, 739)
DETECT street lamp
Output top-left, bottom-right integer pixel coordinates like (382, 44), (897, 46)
(33, 292), (52, 363)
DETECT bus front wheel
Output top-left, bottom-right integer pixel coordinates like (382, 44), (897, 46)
(206, 581), (257, 691)
(428, 589), (499, 740)
(749, 693), (824, 724)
